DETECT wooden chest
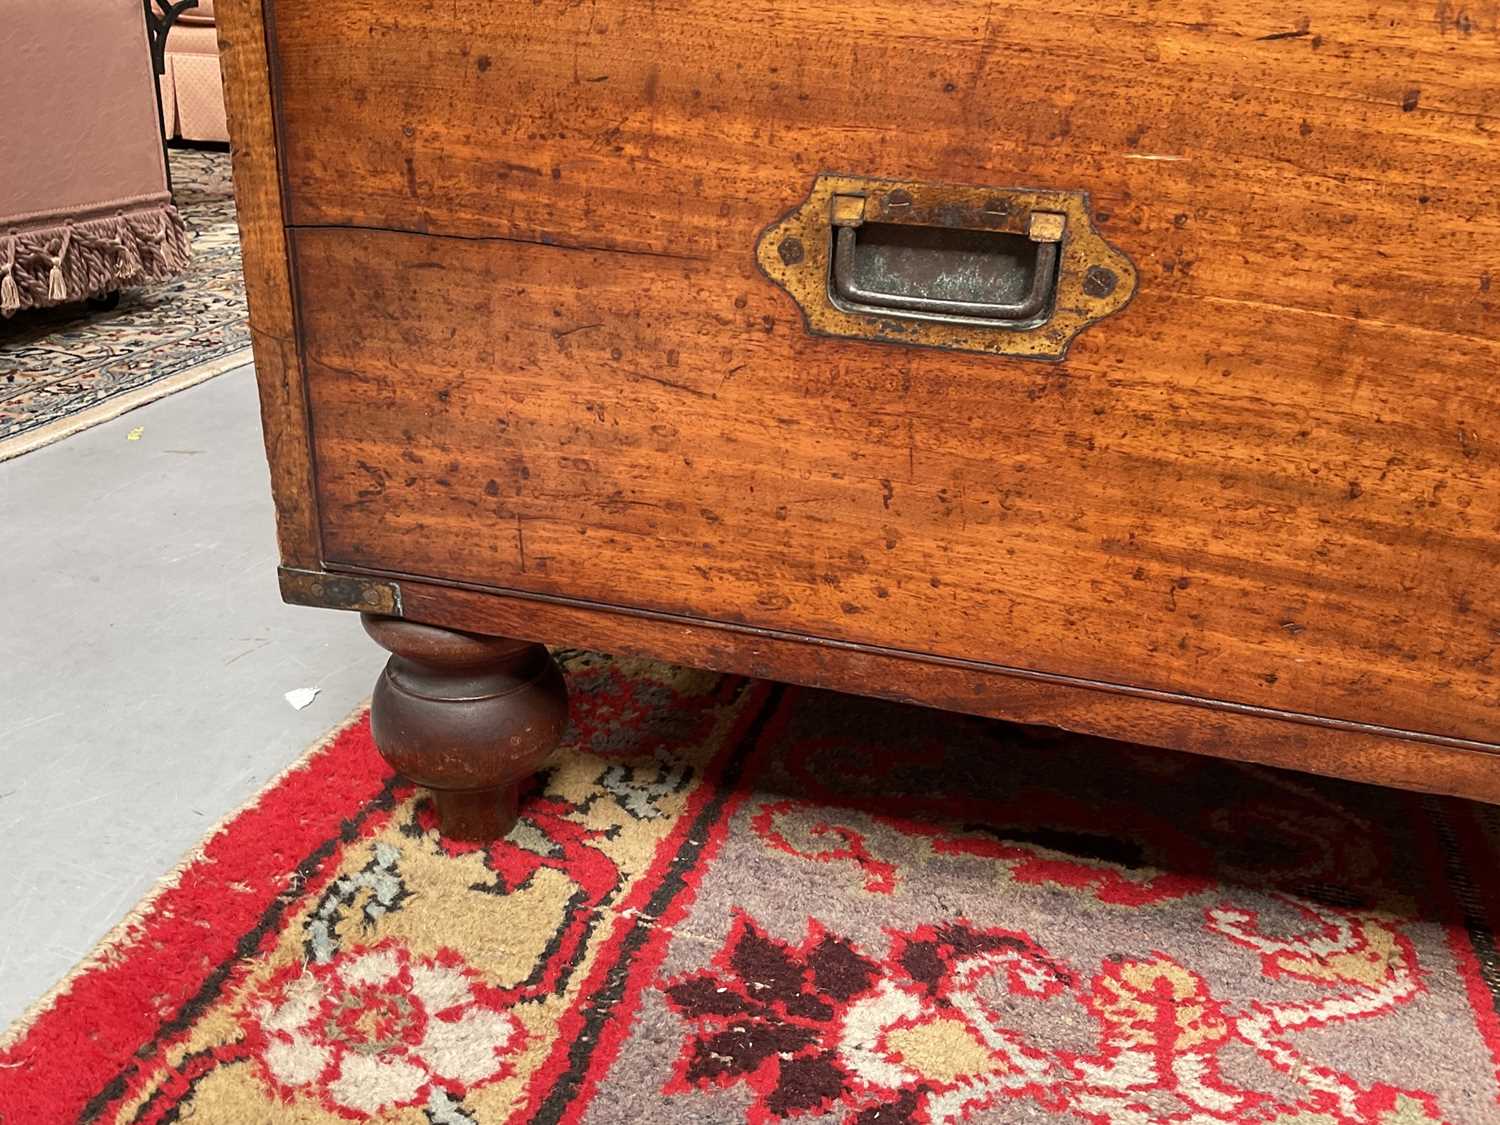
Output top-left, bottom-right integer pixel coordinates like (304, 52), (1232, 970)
(220, 0), (1500, 836)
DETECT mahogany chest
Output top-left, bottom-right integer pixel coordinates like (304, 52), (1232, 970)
(219, 0), (1500, 837)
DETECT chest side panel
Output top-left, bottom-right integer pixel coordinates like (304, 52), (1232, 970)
(272, 0), (1500, 743)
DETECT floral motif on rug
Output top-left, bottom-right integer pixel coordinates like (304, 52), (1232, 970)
(2, 653), (1498, 1124)
(0, 149), (249, 447)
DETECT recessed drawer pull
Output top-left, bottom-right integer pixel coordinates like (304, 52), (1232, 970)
(830, 221), (1061, 325)
(757, 176), (1133, 357)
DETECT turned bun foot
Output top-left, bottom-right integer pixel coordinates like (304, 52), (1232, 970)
(361, 614), (569, 841)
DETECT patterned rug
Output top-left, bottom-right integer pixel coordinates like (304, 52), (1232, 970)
(3, 652), (1499, 1124)
(0, 148), (250, 460)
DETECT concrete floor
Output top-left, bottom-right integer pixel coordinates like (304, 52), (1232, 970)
(0, 366), (385, 1029)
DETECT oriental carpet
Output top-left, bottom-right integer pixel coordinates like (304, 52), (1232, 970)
(3, 652), (1498, 1124)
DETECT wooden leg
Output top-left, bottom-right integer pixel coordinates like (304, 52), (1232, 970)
(361, 614), (569, 841)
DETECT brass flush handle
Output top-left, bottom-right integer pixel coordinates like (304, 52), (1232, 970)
(830, 193), (1064, 326)
(756, 175), (1136, 361)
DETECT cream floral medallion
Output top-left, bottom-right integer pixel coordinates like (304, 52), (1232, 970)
(245, 940), (525, 1119)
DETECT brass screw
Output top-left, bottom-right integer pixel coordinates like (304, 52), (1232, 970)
(1083, 266), (1118, 298)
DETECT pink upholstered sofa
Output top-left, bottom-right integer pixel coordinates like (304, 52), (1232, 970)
(162, 0), (230, 143)
(0, 0), (191, 314)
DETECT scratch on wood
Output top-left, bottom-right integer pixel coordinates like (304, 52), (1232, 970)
(553, 322), (603, 339)
(291, 220), (708, 263)
(717, 363), (747, 397)
(629, 370), (711, 398)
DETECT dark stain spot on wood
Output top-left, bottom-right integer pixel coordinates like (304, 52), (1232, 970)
(476, 54), (492, 72)
(699, 507), (721, 524)
(404, 157), (417, 196)
(1401, 88), (1421, 112)
(1437, 3), (1476, 35)
(1263, 672), (1279, 685)
(484, 479), (500, 496)
(355, 459), (387, 498)
(1299, 120), (1314, 137)
(1347, 480), (1364, 500)
(880, 479), (894, 509)
(841, 602), (862, 615)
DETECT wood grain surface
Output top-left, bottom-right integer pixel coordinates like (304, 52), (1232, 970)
(391, 578), (1500, 804)
(260, 2), (1497, 750)
(215, 0), (321, 567)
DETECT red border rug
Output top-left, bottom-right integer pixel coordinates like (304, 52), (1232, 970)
(4, 651), (1500, 1124)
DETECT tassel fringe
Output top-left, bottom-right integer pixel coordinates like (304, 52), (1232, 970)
(116, 213), (144, 276)
(0, 232), (18, 315)
(0, 202), (191, 317)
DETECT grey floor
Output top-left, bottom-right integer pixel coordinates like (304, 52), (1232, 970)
(0, 365), (385, 1029)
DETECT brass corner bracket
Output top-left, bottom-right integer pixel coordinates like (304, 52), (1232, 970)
(279, 567), (403, 616)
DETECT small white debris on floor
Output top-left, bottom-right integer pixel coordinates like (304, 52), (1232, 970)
(284, 687), (321, 711)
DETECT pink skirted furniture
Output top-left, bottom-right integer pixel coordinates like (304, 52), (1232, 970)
(161, 0), (231, 143)
(0, 0), (190, 315)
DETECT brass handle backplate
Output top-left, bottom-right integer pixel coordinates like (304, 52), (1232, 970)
(756, 174), (1136, 361)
